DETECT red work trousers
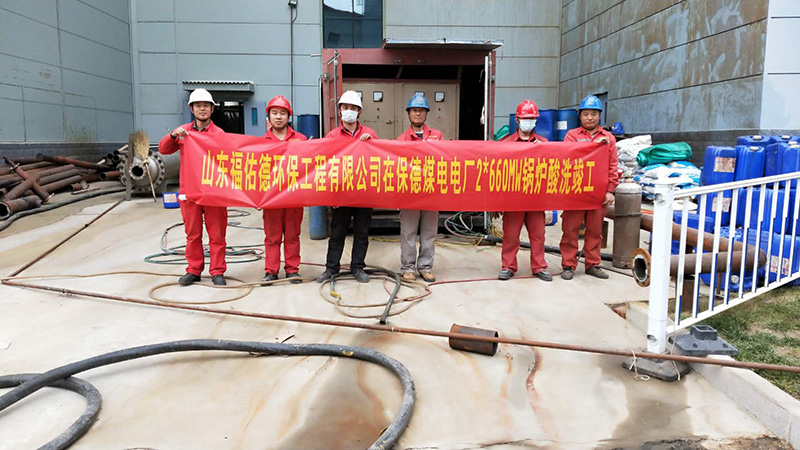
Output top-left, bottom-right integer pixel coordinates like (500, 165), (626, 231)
(501, 211), (547, 273)
(560, 207), (606, 270)
(180, 200), (228, 276)
(262, 207), (303, 275)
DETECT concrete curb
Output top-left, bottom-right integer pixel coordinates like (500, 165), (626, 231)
(624, 301), (800, 449)
(690, 356), (800, 450)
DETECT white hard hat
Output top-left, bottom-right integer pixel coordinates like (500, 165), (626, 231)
(338, 90), (362, 109)
(188, 88), (215, 106)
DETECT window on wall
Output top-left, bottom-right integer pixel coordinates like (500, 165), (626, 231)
(323, 0), (382, 48)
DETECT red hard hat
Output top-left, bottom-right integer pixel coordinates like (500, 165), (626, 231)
(516, 100), (540, 119)
(266, 95), (292, 116)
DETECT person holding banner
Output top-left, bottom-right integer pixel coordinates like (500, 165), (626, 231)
(397, 93), (443, 283)
(158, 88), (229, 286)
(497, 100), (552, 282)
(560, 95), (619, 280)
(316, 90), (379, 284)
(261, 95), (307, 285)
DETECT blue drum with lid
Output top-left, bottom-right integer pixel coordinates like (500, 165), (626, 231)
(701, 146), (737, 185)
(734, 145), (765, 181)
(736, 135), (774, 149)
(535, 109), (557, 142)
(555, 109), (578, 141)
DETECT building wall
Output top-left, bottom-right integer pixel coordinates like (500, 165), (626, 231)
(133, 0), (322, 140)
(760, 0), (800, 133)
(384, 0), (562, 133)
(559, 0), (768, 158)
(0, 0), (134, 148)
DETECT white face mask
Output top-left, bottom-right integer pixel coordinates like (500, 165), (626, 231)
(519, 119), (537, 132)
(341, 110), (359, 124)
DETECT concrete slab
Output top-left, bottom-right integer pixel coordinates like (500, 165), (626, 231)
(0, 196), (780, 449)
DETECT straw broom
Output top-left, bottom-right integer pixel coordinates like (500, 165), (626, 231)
(131, 129), (157, 202)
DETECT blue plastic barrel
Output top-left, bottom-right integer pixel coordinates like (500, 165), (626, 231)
(734, 145), (765, 181)
(534, 109), (556, 142)
(736, 187), (790, 234)
(773, 134), (800, 144)
(704, 191), (733, 225)
(555, 109), (578, 141)
(766, 233), (800, 285)
(699, 227), (763, 292)
(297, 114), (320, 139)
(508, 113), (518, 135)
(736, 135), (774, 149)
(701, 146), (737, 185)
(765, 142), (794, 177)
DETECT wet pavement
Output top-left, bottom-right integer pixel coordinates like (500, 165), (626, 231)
(0, 195), (779, 449)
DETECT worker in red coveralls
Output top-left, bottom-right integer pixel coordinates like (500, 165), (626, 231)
(260, 95), (307, 286)
(397, 93), (443, 283)
(158, 88), (228, 286)
(560, 95), (619, 280)
(497, 100), (552, 282)
(316, 90), (378, 284)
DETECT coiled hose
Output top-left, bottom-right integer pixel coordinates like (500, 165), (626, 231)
(0, 340), (416, 450)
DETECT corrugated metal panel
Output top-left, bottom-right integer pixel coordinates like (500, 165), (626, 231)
(382, 38), (503, 51)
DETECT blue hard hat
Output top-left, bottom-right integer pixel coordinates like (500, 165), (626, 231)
(406, 94), (430, 111)
(578, 95), (603, 112)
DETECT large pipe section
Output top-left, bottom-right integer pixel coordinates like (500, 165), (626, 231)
(35, 153), (113, 172)
(2, 156), (50, 202)
(0, 195), (42, 219)
(611, 181), (642, 268)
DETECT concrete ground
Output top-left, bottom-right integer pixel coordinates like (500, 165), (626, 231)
(0, 194), (783, 449)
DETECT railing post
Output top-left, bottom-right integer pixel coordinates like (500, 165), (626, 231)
(646, 180), (677, 354)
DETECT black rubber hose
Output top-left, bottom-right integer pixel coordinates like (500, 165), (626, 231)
(0, 374), (102, 450)
(0, 340), (415, 450)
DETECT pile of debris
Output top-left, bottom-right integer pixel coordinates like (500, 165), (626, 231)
(0, 150), (123, 220)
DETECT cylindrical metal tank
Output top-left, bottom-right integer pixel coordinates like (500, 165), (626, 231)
(612, 181), (642, 268)
(298, 114), (321, 139)
(556, 108), (578, 141)
(535, 109), (557, 142)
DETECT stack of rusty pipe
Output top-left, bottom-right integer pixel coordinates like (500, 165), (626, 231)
(0, 153), (118, 220)
(605, 206), (768, 287)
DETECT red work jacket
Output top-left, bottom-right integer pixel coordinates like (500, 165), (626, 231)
(325, 122), (378, 140)
(158, 120), (223, 194)
(502, 131), (548, 143)
(263, 126), (307, 142)
(563, 127), (619, 193)
(396, 124), (443, 141)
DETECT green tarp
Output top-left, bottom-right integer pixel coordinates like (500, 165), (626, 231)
(636, 142), (692, 166)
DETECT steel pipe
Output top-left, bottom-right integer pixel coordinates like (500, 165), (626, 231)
(39, 175), (84, 194)
(0, 164), (78, 189)
(1, 177), (36, 201)
(99, 170), (120, 181)
(631, 247), (767, 287)
(35, 153), (113, 172)
(0, 195), (42, 219)
(2, 156), (50, 202)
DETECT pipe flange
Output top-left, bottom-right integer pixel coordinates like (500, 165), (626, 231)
(632, 248), (651, 287)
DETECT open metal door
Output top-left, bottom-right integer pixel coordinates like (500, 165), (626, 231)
(321, 50), (343, 135)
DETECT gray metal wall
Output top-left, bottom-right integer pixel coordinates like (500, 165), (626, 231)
(559, 0), (768, 156)
(133, 0), (322, 140)
(384, 0), (562, 133)
(761, 0), (800, 133)
(0, 0), (133, 145)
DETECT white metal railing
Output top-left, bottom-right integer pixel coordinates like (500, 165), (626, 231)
(645, 172), (800, 353)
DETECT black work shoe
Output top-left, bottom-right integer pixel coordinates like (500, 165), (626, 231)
(352, 269), (370, 283)
(316, 269), (337, 283)
(212, 275), (227, 286)
(498, 269), (514, 281)
(561, 268), (574, 280)
(286, 272), (302, 285)
(179, 273), (201, 286)
(585, 266), (609, 279)
(534, 270), (553, 282)
(261, 272), (278, 286)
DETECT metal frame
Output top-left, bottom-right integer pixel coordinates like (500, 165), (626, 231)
(647, 172), (800, 353)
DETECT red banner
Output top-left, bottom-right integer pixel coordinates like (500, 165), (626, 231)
(180, 133), (609, 211)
